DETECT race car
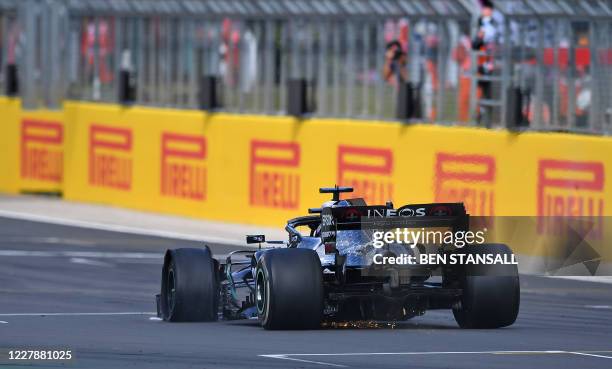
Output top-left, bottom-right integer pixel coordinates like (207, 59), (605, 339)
(156, 186), (519, 329)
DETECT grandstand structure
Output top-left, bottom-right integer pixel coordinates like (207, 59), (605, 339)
(0, 0), (610, 134)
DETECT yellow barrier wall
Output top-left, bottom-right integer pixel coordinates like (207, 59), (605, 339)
(2, 100), (611, 229)
(0, 97), (65, 194)
(0, 97), (19, 194)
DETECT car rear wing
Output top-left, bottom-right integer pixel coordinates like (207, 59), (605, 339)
(321, 203), (468, 243)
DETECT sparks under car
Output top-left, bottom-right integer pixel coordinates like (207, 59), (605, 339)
(156, 186), (519, 329)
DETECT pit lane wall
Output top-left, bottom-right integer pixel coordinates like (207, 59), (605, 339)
(1, 97), (611, 236)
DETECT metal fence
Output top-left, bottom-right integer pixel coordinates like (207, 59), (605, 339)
(1, 0), (611, 134)
(473, 0), (612, 134)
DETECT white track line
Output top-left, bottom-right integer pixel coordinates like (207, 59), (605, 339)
(0, 312), (155, 317)
(546, 276), (612, 285)
(584, 305), (612, 309)
(4, 236), (96, 246)
(69, 257), (114, 267)
(0, 209), (243, 247)
(262, 350), (566, 357)
(261, 355), (346, 368)
(260, 350), (612, 367)
(568, 352), (612, 359)
(0, 320), (8, 324)
(0, 250), (162, 258)
(0, 250), (229, 261)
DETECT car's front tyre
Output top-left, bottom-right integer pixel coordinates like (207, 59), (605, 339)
(160, 247), (219, 322)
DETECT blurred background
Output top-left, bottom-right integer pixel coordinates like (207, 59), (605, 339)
(1, 3), (612, 367)
(1, 0), (611, 134)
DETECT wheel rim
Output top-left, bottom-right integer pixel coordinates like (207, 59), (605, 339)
(167, 269), (176, 314)
(255, 269), (267, 315)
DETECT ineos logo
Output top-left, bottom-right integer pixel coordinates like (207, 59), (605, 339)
(398, 208), (426, 217)
(367, 208), (426, 217)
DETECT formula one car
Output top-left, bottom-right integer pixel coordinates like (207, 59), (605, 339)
(156, 186), (519, 329)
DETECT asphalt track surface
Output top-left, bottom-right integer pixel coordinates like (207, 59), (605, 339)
(1, 216), (611, 369)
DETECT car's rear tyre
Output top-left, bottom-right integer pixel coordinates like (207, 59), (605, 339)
(255, 248), (323, 330)
(452, 243), (520, 329)
(160, 247), (219, 322)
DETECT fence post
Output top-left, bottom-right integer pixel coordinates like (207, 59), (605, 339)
(567, 22), (576, 129)
(588, 21), (599, 132)
(20, 0), (38, 109)
(436, 20), (446, 123)
(346, 21), (356, 117)
(500, 17), (511, 127)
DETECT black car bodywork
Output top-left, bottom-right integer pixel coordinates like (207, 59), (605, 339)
(157, 186), (520, 329)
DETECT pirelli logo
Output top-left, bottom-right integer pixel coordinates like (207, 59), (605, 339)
(537, 160), (604, 236)
(20, 120), (63, 183)
(89, 125), (132, 190)
(434, 153), (496, 215)
(337, 145), (393, 204)
(249, 140), (300, 209)
(537, 159), (605, 237)
(160, 133), (207, 201)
